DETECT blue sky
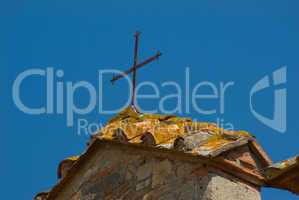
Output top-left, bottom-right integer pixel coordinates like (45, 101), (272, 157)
(1, 0), (299, 199)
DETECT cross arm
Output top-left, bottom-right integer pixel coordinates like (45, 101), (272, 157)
(111, 51), (162, 83)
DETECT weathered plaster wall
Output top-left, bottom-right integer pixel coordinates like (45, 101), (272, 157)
(55, 144), (261, 200)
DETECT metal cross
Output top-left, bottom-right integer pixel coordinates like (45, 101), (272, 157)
(111, 31), (162, 107)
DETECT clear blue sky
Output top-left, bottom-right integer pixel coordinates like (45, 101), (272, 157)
(1, 0), (299, 199)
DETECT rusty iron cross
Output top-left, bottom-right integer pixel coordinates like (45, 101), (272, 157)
(111, 31), (162, 107)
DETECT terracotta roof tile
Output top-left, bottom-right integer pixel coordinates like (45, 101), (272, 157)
(263, 155), (299, 195)
(98, 106), (254, 157)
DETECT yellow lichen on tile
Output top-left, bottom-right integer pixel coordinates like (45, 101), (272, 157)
(98, 106), (253, 149)
(65, 156), (80, 162)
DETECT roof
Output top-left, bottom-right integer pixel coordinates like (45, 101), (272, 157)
(264, 155), (299, 180)
(57, 156), (80, 179)
(263, 155), (299, 195)
(34, 191), (49, 200)
(38, 106), (298, 199)
(99, 106), (257, 158)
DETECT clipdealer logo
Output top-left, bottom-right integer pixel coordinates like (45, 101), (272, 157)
(11, 66), (287, 134)
(250, 67), (287, 133)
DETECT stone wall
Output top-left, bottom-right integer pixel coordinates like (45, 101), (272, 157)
(55, 144), (261, 200)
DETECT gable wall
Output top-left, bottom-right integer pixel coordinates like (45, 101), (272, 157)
(54, 143), (261, 200)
